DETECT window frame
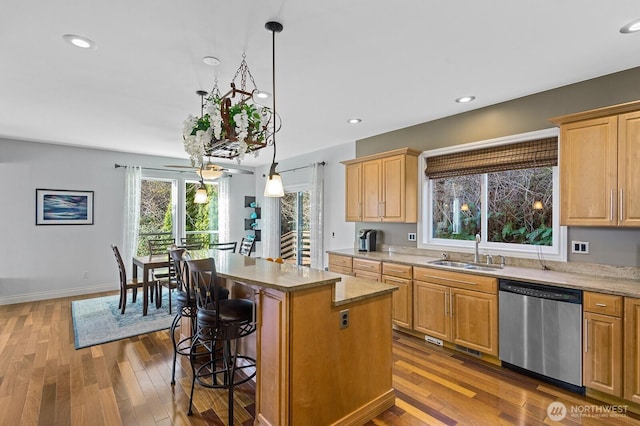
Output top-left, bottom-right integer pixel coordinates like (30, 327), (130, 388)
(139, 171), (220, 247)
(418, 128), (567, 262)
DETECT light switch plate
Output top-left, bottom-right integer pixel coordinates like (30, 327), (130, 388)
(571, 240), (589, 254)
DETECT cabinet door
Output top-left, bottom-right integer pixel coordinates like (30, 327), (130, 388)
(381, 155), (405, 222)
(584, 312), (622, 396)
(384, 275), (412, 328)
(624, 297), (640, 403)
(618, 111), (640, 226)
(362, 159), (382, 221)
(560, 116), (618, 226)
(344, 162), (362, 222)
(450, 288), (498, 356)
(413, 281), (449, 340)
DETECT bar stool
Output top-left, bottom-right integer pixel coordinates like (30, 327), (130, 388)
(185, 257), (256, 425)
(167, 249), (229, 386)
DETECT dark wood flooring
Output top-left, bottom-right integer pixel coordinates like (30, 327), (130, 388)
(1, 292), (639, 425)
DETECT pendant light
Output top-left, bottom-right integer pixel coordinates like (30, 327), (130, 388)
(263, 21), (285, 198)
(194, 179), (208, 204)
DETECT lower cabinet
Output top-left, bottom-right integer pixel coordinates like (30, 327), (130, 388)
(583, 292), (623, 397)
(624, 297), (640, 403)
(413, 267), (498, 356)
(353, 258), (382, 281)
(328, 253), (353, 275)
(382, 262), (413, 329)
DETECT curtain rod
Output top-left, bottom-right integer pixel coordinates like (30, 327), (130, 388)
(261, 161), (326, 177)
(114, 163), (195, 174)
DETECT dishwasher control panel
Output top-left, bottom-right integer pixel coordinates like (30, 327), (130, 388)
(499, 279), (582, 304)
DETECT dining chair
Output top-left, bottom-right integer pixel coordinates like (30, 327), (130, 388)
(147, 237), (175, 300)
(111, 244), (148, 314)
(155, 251), (178, 313)
(209, 241), (238, 253)
(238, 238), (255, 256)
(148, 237), (176, 255)
(179, 235), (207, 250)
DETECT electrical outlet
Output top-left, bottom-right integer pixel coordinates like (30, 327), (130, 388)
(408, 232), (417, 241)
(571, 240), (590, 254)
(340, 309), (349, 329)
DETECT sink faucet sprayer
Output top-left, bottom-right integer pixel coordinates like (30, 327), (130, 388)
(474, 233), (480, 263)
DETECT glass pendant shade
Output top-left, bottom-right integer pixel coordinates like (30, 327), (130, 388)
(197, 168), (223, 180)
(194, 187), (208, 204)
(264, 173), (284, 197)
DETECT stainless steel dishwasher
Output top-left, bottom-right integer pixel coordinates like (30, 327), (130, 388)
(499, 279), (584, 394)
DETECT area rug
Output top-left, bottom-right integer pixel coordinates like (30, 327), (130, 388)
(71, 292), (175, 349)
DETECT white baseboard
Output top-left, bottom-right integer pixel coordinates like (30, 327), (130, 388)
(0, 283), (117, 306)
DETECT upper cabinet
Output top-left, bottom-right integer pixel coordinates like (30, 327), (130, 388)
(341, 148), (420, 223)
(551, 101), (640, 227)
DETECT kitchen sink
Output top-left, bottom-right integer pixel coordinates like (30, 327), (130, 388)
(428, 260), (471, 268)
(428, 259), (502, 271)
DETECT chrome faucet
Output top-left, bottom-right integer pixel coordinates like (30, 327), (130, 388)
(441, 252), (449, 261)
(474, 233), (480, 263)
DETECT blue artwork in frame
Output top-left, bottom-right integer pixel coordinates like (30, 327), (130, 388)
(36, 189), (94, 225)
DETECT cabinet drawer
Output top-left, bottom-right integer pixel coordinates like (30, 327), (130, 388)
(382, 262), (412, 279)
(584, 292), (623, 317)
(413, 266), (497, 294)
(353, 258), (381, 273)
(329, 265), (353, 275)
(328, 254), (352, 268)
(353, 270), (381, 282)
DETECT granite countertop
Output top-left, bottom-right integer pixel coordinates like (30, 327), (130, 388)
(333, 275), (398, 307)
(196, 250), (397, 305)
(328, 249), (640, 298)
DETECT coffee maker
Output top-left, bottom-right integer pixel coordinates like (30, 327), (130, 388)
(358, 229), (377, 252)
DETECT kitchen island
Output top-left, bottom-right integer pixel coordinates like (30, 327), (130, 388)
(192, 251), (398, 426)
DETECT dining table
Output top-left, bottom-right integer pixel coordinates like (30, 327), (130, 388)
(132, 254), (170, 316)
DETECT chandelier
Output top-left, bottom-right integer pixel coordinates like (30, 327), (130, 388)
(182, 53), (275, 166)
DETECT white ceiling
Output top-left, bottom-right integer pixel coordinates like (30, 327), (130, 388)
(2, 0), (640, 166)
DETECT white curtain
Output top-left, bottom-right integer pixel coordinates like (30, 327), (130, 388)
(122, 166), (141, 274)
(309, 162), (324, 269)
(261, 196), (280, 259)
(218, 177), (230, 243)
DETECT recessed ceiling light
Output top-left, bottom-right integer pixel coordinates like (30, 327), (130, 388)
(202, 56), (221, 66)
(620, 18), (640, 34)
(62, 34), (96, 49)
(455, 95), (476, 103)
(348, 118), (362, 124)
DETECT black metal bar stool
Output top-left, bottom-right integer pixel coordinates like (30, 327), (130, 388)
(167, 249), (229, 386)
(185, 257), (256, 425)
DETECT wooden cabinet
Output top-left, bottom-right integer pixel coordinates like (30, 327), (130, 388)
(344, 162), (362, 221)
(341, 148), (420, 223)
(624, 297), (640, 403)
(382, 262), (413, 329)
(352, 258), (382, 281)
(412, 267), (498, 356)
(583, 291), (623, 396)
(551, 102), (640, 226)
(328, 253), (353, 275)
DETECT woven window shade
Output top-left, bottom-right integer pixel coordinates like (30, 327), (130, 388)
(425, 137), (558, 179)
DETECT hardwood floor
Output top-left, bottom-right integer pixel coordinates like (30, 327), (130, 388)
(1, 292), (639, 425)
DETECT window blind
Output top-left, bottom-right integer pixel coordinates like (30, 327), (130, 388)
(424, 137), (558, 179)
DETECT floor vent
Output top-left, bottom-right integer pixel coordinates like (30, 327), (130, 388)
(455, 345), (481, 357)
(425, 335), (443, 346)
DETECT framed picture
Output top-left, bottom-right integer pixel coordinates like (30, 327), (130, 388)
(36, 189), (94, 225)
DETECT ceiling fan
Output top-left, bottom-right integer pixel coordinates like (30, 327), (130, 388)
(163, 162), (253, 179)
